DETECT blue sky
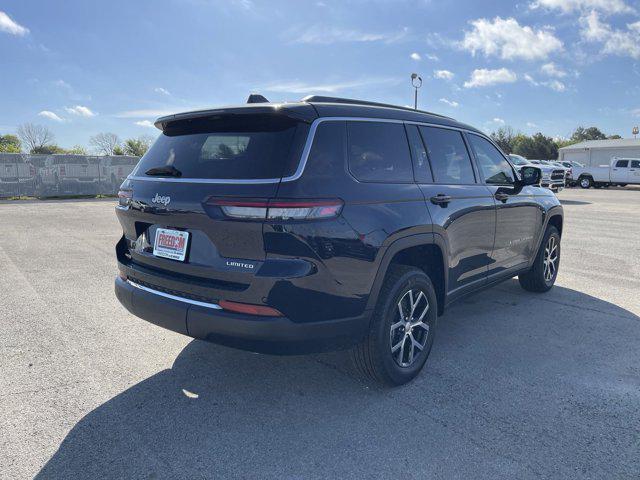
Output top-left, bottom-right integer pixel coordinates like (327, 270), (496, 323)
(1, 0), (639, 149)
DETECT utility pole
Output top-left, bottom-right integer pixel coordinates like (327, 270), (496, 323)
(411, 73), (422, 110)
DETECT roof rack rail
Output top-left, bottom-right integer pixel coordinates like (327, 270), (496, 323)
(300, 95), (452, 119)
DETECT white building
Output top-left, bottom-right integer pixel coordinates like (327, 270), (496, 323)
(558, 138), (640, 167)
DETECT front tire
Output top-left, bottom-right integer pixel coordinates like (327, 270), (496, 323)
(519, 226), (560, 293)
(351, 266), (438, 386)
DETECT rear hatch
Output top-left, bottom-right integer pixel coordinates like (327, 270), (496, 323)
(116, 107), (315, 290)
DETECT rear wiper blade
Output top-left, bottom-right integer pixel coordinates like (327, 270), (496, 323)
(145, 165), (182, 177)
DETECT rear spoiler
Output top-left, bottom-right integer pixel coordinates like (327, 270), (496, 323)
(154, 103), (318, 131)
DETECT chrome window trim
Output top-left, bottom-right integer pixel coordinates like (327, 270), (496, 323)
(127, 279), (222, 310)
(127, 116), (483, 185)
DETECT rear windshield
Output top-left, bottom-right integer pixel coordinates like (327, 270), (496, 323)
(133, 114), (307, 180)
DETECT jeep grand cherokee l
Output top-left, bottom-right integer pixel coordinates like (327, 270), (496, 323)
(114, 95), (563, 386)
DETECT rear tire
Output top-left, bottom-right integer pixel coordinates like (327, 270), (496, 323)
(579, 176), (592, 189)
(351, 265), (438, 386)
(519, 225), (560, 293)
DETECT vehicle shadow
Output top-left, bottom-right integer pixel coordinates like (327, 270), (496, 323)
(36, 282), (640, 479)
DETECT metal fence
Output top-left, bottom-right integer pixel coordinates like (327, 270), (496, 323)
(0, 153), (140, 198)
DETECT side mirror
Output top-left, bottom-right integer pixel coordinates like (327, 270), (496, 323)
(519, 166), (541, 186)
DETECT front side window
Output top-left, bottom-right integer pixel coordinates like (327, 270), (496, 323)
(419, 126), (475, 185)
(615, 160), (629, 168)
(631, 160), (640, 168)
(469, 134), (515, 185)
(347, 121), (413, 182)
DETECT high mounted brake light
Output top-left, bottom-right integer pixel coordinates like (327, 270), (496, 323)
(206, 198), (344, 220)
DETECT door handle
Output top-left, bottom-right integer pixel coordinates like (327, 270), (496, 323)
(430, 194), (452, 205)
(494, 192), (509, 202)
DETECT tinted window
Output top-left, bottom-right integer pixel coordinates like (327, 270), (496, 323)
(631, 160), (640, 168)
(406, 124), (432, 182)
(615, 160), (629, 168)
(419, 126), (475, 184)
(347, 122), (413, 182)
(307, 121), (346, 178)
(133, 114), (306, 179)
(469, 135), (515, 185)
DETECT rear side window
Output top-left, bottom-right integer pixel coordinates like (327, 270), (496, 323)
(133, 114), (307, 179)
(615, 160), (629, 168)
(468, 134), (515, 185)
(347, 122), (413, 183)
(419, 126), (475, 184)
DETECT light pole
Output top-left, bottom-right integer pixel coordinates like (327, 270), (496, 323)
(411, 73), (422, 110)
(633, 126), (639, 139)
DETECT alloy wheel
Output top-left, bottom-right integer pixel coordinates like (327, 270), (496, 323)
(543, 235), (559, 282)
(390, 289), (430, 367)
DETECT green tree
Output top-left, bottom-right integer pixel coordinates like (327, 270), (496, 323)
(490, 127), (516, 154)
(31, 144), (67, 154)
(113, 145), (125, 156)
(0, 134), (21, 153)
(513, 132), (558, 160)
(608, 134), (622, 139)
(66, 145), (88, 155)
(571, 126), (607, 142)
(123, 135), (153, 157)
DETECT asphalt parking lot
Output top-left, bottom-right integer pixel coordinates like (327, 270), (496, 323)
(1, 187), (639, 479)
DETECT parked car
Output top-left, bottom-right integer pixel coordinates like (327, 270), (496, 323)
(523, 159), (566, 193)
(573, 157), (640, 188)
(114, 95), (562, 386)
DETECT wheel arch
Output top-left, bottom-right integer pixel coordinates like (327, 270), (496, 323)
(367, 234), (447, 316)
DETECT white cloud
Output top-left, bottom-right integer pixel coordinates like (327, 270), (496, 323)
(434, 69), (454, 80)
(287, 25), (408, 44)
(135, 120), (156, 128)
(154, 87), (171, 96)
(260, 77), (400, 94)
(439, 98), (459, 107)
(545, 79), (566, 91)
(0, 11), (29, 36)
(460, 17), (563, 60)
(464, 68), (517, 88)
(410, 52), (421, 61)
(526, 122), (538, 128)
(581, 11), (640, 58)
(38, 111), (64, 122)
(425, 53), (439, 61)
(64, 105), (95, 117)
(524, 73), (566, 91)
(541, 62), (567, 78)
(493, 118), (506, 125)
(530, 0), (633, 14)
(116, 108), (182, 118)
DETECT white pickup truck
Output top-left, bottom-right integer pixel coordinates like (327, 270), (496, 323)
(574, 158), (640, 188)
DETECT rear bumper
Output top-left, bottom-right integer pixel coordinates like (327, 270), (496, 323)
(115, 276), (369, 354)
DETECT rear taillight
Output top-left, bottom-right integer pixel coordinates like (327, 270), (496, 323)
(219, 300), (283, 317)
(118, 189), (133, 207)
(206, 198), (344, 220)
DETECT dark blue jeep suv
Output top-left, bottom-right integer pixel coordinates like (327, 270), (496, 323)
(114, 95), (563, 385)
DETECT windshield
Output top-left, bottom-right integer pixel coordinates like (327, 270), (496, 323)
(133, 114), (308, 180)
(508, 154), (528, 165)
